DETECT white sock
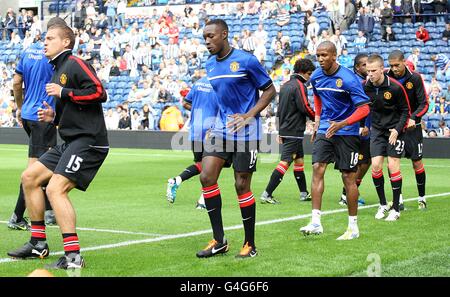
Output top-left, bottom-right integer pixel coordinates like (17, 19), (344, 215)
(399, 193), (403, 204)
(348, 216), (358, 229)
(312, 209), (321, 225)
(198, 194), (205, 205)
(418, 196), (426, 202)
(175, 176), (182, 186)
(341, 194), (347, 201)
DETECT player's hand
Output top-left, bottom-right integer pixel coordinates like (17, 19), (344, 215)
(407, 118), (416, 130)
(37, 101), (55, 123)
(45, 83), (62, 98)
(226, 114), (252, 133)
(388, 128), (399, 145)
(325, 121), (346, 139)
(276, 135), (283, 144)
(311, 121), (319, 142)
(360, 126), (369, 137)
(16, 108), (22, 127)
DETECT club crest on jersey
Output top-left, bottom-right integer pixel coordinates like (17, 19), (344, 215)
(406, 82), (413, 89)
(384, 91), (392, 100)
(336, 78), (343, 88)
(60, 73), (67, 85)
(230, 61), (240, 72)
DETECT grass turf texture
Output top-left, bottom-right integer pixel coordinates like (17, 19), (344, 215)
(0, 144), (449, 277)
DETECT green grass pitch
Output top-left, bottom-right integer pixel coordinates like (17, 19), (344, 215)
(0, 144), (449, 277)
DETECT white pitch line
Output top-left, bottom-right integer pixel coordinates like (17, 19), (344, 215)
(0, 221), (164, 237)
(1, 192), (449, 265)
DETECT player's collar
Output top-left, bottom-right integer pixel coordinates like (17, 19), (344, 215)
(292, 73), (307, 83)
(49, 49), (72, 69)
(216, 47), (234, 62)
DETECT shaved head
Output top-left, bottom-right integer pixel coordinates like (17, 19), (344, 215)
(317, 41), (337, 55)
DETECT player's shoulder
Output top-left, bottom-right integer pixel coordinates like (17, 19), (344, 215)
(388, 76), (405, 91)
(310, 68), (322, 81)
(338, 65), (358, 79)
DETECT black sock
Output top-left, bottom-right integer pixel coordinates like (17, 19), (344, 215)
(342, 187), (347, 196)
(265, 163), (288, 196)
(178, 163), (201, 182)
(390, 171), (402, 212)
(13, 184), (26, 220)
(293, 164), (307, 193)
(372, 169), (387, 205)
(202, 184), (224, 243)
(415, 166), (426, 197)
(238, 192), (256, 248)
(30, 221), (46, 245)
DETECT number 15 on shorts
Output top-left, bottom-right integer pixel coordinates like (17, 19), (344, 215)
(65, 154), (84, 173)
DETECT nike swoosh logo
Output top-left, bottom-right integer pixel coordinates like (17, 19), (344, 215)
(65, 169), (75, 174)
(392, 187), (400, 190)
(207, 208), (216, 213)
(211, 245), (227, 254)
(242, 217), (252, 221)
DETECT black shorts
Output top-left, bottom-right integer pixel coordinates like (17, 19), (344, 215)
(403, 125), (423, 161)
(312, 134), (360, 172)
(370, 128), (404, 158)
(22, 119), (57, 158)
(191, 141), (204, 163)
(203, 135), (259, 172)
(280, 137), (304, 163)
(38, 137), (109, 191)
(358, 138), (371, 165)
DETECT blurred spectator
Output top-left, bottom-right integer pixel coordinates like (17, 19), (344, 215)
(380, 0), (394, 36)
(416, 25), (430, 43)
(117, 0), (127, 27)
(118, 108), (132, 129)
(159, 105), (184, 131)
(382, 25), (396, 42)
(428, 129), (438, 138)
(306, 16), (320, 42)
(104, 108), (119, 130)
(338, 48), (353, 68)
(435, 97), (450, 114)
(357, 6), (375, 41)
(131, 109), (142, 130)
(340, 0), (356, 31)
(442, 23), (450, 41)
(406, 48), (420, 70)
(4, 8), (16, 40)
(141, 103), (156, 130)
(443, 84), (450, 101)
(105, 0), (117, 28)
(307, 36), (319, 57)
(444, 127), (450, 137)
(431, 54), (450, 80)
(354, 30), (367, 49)
(330, 28), (347, 56)
(434, 0), (447, 23)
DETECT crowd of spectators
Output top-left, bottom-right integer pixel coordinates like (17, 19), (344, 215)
(0, 0), (449, 137)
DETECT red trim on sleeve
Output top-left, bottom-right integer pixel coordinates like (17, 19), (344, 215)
(68, 56), (104, 102)
(414, 74), (430, 118)
(314, 95), (322, 116)
(346, 104), (370, 125)
(390, 78), (411, 129)
(296, 79), (315, 119)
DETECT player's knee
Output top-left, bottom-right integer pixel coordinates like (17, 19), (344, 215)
(312, 163), (326, 175)
(21, 169), (38, 188)
(200, 172), (217, 187)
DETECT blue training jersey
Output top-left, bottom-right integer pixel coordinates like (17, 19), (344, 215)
(355, 71), (371, 140)
(184, 77), (219, 142)
(206, 48), (272, 141)
(311, 66), (370, 136)
(15, 41), (54, 121)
